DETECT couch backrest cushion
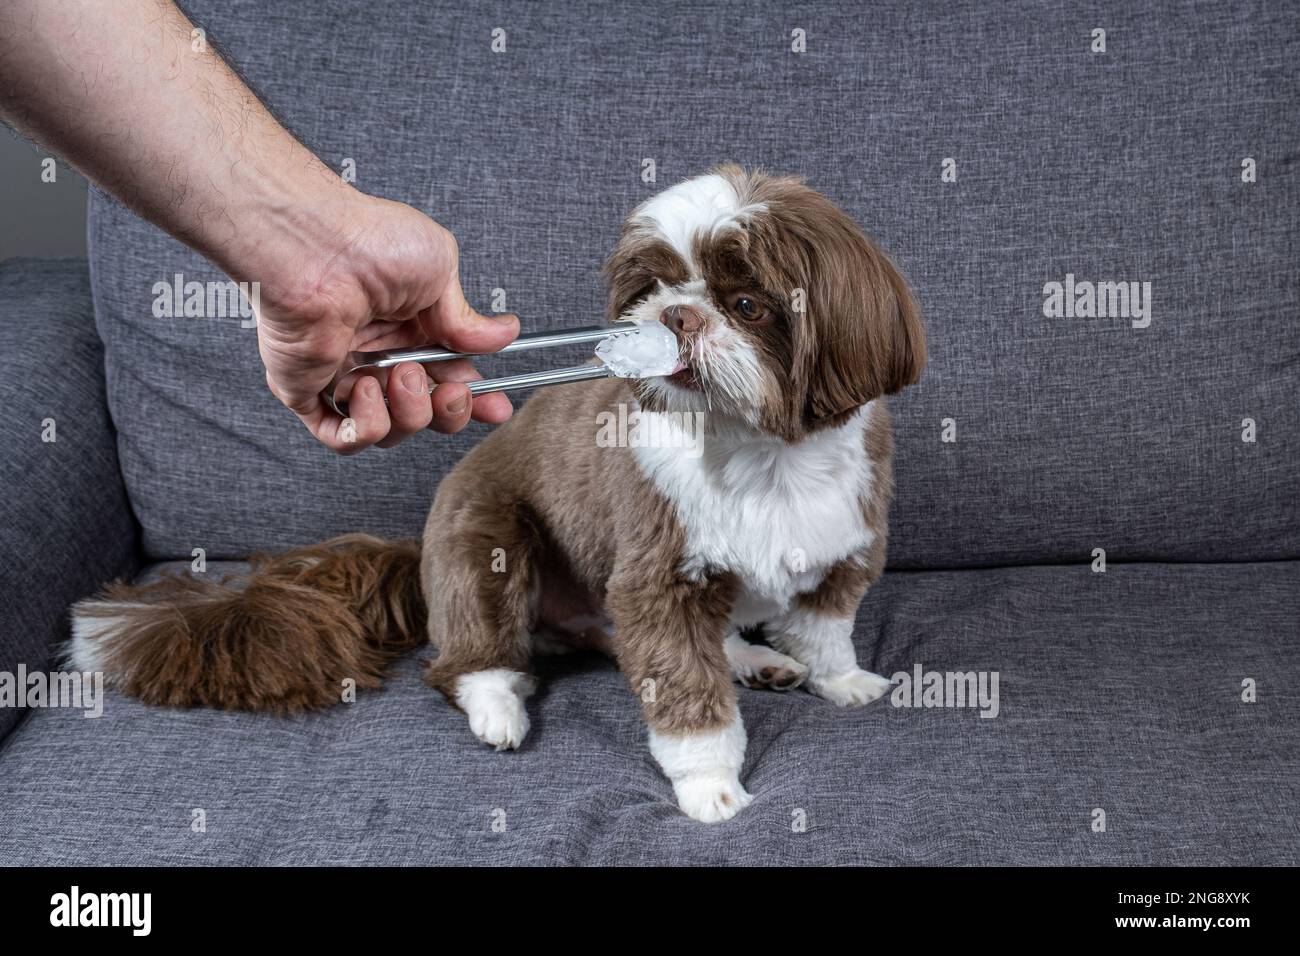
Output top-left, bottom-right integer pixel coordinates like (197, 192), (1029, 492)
(89, 0), (1300, 567)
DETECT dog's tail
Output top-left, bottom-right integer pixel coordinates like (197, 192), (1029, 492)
(68, 534), (426, 714)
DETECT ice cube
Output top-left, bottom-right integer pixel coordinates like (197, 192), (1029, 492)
(594, 321), (682, 379)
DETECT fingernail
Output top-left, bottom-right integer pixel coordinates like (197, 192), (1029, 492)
(403, 368), (427, 393)
(448, 396), (469, 414)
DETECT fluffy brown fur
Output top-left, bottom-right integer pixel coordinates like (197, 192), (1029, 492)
(70, 535), (423, 714)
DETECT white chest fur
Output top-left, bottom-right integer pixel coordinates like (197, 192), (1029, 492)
(632, 403), (876, 624)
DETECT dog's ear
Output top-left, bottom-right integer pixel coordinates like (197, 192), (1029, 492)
(603, 227), (651, 324)
(878, 253), (926, 395)
(799, 223), (926, 423)
(603, 225), (691, 323)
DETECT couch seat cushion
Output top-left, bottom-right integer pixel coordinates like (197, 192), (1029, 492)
(2, 561), (1295, 865)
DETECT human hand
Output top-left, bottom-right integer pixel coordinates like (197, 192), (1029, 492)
(0, 0), (519, 454)
(254, 192), (519, 453)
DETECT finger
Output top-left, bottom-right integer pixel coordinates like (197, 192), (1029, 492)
(426, 357), (514, 427)
(376, 362), (434, 448)
(423, 271), (519, 355)
(470, 391), (513, 424)
(429, 381), (473, 434)
(259, 334), (391, 453)
(268, 370), (374, 455)
(426, 359), (481, 433)
(325, 375), (392, 455)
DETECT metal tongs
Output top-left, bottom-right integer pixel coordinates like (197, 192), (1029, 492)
(323, 324), (636, 417)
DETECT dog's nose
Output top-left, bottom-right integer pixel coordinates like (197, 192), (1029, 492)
(661, 304), (705, 335)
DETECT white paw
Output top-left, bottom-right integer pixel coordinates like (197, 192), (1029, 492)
(467, 695), (529, 751)
(810, 667), (893, 707)
(725, 635), (810, 691)
(673, 772), (753, 823)
(455, 669), (535, 751)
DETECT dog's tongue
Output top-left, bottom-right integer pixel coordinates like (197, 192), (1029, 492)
(596, 321), (683, 379)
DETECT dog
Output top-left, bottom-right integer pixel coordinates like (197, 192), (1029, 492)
(71, 165), (925, 822)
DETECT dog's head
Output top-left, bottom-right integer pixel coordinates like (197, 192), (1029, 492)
(605, 165), (925, 440)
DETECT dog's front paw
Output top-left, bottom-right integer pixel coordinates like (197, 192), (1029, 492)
(809, 668), (892, 707)
(672, 772), (753, 823)
(467, 695), (529, 751)
(456, 669), (534, 751)
(726, 637), (809, 691)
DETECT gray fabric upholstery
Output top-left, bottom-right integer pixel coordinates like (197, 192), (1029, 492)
(4, 2), (1296, 866)
(0, 258), (138, 742)
(88, 0), (1299, 567)
(1, 560), (1294, 865)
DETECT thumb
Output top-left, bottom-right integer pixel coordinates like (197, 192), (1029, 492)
(423, 271), (519, 355)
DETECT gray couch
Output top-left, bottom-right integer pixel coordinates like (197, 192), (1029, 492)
(1, 0), (1297, 865)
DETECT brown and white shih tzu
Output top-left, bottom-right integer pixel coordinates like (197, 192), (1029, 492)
(71, 166), (926, 822)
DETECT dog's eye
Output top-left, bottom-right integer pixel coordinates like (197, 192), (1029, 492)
(728, 293), (768, 322)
